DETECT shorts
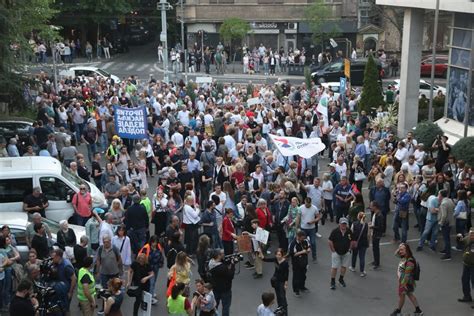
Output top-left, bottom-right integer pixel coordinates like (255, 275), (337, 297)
(331, 252), (350, 269)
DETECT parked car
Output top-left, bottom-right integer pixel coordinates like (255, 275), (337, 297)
(311, 58), (383, 86)
(0, 156), (107, 223)
(320, 82), (357, 101)
(1, 212), (85, 262)
(127, 24), (152, 45)
(110, 31), (130, 54)
(59, 66), (121, 84)
(389, 79), (447, 99)
(420, 55), (448, 78)
(0, 118), (75, 154)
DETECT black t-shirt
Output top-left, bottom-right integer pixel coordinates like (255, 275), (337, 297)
(131, 261), (152, 290)
(437, 144), (451, 165)
(74, 244), (88, 268)
(32, 234), (50, 259)
(24, 194), (48, 217)
(9, 295), (35, 316)
(34, 127), (49, 146)
(91, 161), (102, 181)
(329, 228), (353, 255)
(82, 127), (97, 144)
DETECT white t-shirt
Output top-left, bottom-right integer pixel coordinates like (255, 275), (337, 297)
(257, 304), (275, 316)
(335, 163), (347, 178)
(401, 162), (420, 176)
(413, 149), (425, 165)
(300, 204), (319, 230)
(322, 180), (334, 200)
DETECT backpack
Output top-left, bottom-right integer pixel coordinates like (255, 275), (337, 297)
(406, 258), (421, 281)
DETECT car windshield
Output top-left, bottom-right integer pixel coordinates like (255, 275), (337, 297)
(42, 217), (61, 234)
(96, 68), (111, 77)
(61, 164), (89, 190)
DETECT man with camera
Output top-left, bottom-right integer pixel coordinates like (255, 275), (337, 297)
(208, 249), (235, 316)
(288, 230), (311, 296)
(9, 279), (38, 316)
(51, 248), (77, 314)
(432, 135), (451, 173)
(77, 256), (96, 316)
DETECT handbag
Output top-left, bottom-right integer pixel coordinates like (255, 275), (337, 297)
(458, 211), (467, 220)
(127, 286), (141, 297)
(270, 276), (278, 288)
(354, 171), (366, 181)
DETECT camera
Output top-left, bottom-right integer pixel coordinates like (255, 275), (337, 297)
(97, 288), (112, 299)
(192, 291), (203, 298)
(223, 253), (244, 265)
(34, 281), (62, 315)
(39, 257), (56, 281)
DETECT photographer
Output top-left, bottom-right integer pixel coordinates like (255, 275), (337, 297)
(432, 135), (451, 173)
(288, 230), (310, 296)
(104, 278), (124, 316)
(77, 256), (96, 316)
(9, 279), (38, 316)
(208, 249), (235, 316)
(51, 248), (77, 313)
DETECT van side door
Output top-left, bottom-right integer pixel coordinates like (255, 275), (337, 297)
(38, 176), (74, 222)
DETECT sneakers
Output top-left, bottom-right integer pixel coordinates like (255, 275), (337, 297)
(390, 308), (401, 316)
(414, 307), (423, 315)
(416, 246), (423, 252)
(301, 287), (310, 293)
(253, 273), (263, 279)
(429, 246), (437, 252)
(294, 291), (301, 297)
(338, 278), (346, 287)
(316, 233), (322, 238)
(458, 297), (473, 303)
(360, 271), (367, 277)
(372, 265), (380, 270)
(452, 246), (463, 252)
(349, 266), (356, 272)
(312, 257), (317, 264)
(330, 282), (336, 290)
(439, 250), (447, 255)
(151, 298), (158, 305)
(244, 261), (255, 269)
(440, 254), (452, 261)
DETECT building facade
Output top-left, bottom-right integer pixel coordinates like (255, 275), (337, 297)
(181, 0), (359, 57)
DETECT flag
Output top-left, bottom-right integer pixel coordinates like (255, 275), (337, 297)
(269, 134), (326, 159)
(317, 96), (329, 127)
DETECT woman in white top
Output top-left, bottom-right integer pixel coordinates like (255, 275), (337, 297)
(112, 226), (132, 282)
(413, 144), (426, 169)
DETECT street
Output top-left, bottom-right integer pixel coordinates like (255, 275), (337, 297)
(60, 145), (470, 316)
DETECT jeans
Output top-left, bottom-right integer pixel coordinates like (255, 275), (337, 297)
(462, 265), (474, 299)
(86, 143), (97, 163)
(419, 207), (427, 232)
(335, 205), (349, 223)
(129, 227), (147, 255)
(440, 224), (451, 256)
(324, 199), (334, 221)
(74, 122), (85, 143)
(74, 213), (89, 226)
(149, 265), (160, 295)
(456, 218), (467, 249)
(133, 289), (143, 316)
(2, 268), (12, 307)
(0, 278), (4, 308)
(418, 220), (438, 248)
(215, 290), (232, 316)
(99, 133), (108, 152)
(392, 212), (409, 243)
(413, 204), (422, 232)
(301, 228), (317, 260)
(274, 281), (287, 315)
(372, 237), (381, 266)
(351, 246), (367, 272)
(223, 240), (234, 256)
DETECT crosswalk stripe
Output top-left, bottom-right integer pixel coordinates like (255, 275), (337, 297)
(101, 62), (114, 70)
(125, 63), (136, 71)
(137, 64), (150, 71)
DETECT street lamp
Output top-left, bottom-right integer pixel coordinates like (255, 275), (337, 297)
(157, 0), (172, 83)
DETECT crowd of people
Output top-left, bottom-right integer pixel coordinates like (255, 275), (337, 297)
(1, 64), (474, 316)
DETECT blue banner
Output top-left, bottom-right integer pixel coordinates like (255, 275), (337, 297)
(114, 106), (148, 139)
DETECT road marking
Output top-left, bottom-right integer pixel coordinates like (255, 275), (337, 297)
(380, 238), (420, 246)
(154, 62), (164, 72)
(125, 63), (136, 71)
(101, 62), (114, 70)
(137, 64), (150, 71)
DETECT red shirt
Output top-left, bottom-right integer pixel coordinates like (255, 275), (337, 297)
(256, 207), (272, 228)
(231, 171), (245, 185)
(221, 216), (235, 241)
(72, 192), (92, 217)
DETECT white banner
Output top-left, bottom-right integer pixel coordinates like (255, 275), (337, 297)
(269, 134), (326, 159)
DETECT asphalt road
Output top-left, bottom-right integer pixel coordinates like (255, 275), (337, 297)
(61, 145), (471, 316)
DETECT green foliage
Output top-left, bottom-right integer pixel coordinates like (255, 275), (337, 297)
(452, 137), (474, 167)
(217, 82), (224, 95)
(55, 0), (132, 24)
(274, 84), (284, 101)
(305, 0), (341, 47)
(358, 54), (384, 112)
(186, 81), (196, 103)
(413, 121), (443, 147)
(219, 18), (251, 45)
(417, 98), (444, 122)
(246, 82), (254, 99)
(304, 67), (312, 91)
(0, 0), (58, 111)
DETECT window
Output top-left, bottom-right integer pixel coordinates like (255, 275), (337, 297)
(10, 228), (27, 246)
(328, 62), (343, 72)
(419, 83), (431, 90)
(0, 178), (33, 203)
(39, 177), (71, 201)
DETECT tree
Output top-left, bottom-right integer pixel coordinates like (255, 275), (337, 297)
(305, 0), (341, 51)
(219, 18), (250, 66)
(0, 0), (58, 111)
(358, 54), (384, 112)
(452, 137), (474, 167)
(413, 121), (443, 149)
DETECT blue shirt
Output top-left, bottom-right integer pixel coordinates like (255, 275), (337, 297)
(426, 195), (439, 221)
(333, 184), (352, 207)
(355, 143), (366, 158)
(370, 186), (391, 214)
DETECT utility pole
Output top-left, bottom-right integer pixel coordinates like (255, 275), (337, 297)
(428, 0), (440, 121)
(158, 0), (172, 83)
(179, 0), (187, 82)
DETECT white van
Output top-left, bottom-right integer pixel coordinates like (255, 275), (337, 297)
(0, 156), (107, 223)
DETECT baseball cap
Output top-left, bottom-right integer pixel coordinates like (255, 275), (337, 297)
(329, 162), (337, 168)
(339, 217), (349, 225)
